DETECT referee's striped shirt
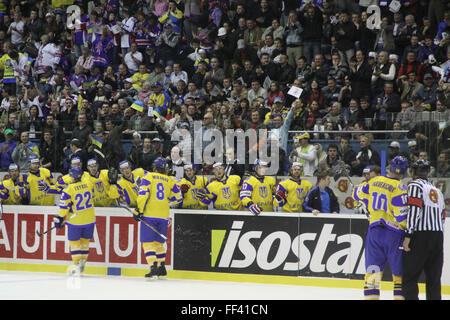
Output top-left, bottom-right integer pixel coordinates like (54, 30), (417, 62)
(406, 179), (446, 235)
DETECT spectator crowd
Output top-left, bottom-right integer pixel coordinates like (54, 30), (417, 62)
(0, 0), (449, 178)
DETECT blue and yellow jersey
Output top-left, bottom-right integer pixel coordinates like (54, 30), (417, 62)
(149, 91), (171, 111)
(0, 176), (25, 204)
(23, 168), (56, 205)
(202, 175), (242, 210)
(0, 54), (16, 83)
(50, 171), (90, 194)
(179, 175), (208, 210)
(85, 169), (116, 207)
(273, 178), (312, 212)
(59, 179), (95, 227)
(111, 168), (148, 208)
(352, 180), (370, 209)
(240, 175), (276, 211)
(158, 8), (183, 34)
(366, 175), (408, 233)
(137, 172), (182, 219)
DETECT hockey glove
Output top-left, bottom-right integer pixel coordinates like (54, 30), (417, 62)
(53, 216), (65, 229)
(108, 167), (119, 185)
(274, 189), (286, 204)
(355, 202), (370, 218)
(196, 189), (207, 201)
(180, 184), (190, 194)
(248, 203), (262, 216)
(38, 181), (50, 193)
(133, 209), (143, 222)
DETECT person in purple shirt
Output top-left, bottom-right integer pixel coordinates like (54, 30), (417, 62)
(0, 129), (17, 170)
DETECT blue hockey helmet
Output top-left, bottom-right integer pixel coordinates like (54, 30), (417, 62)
(69, 166), (83, 180)
(153, 157), (167, 169)
(389, 156), (408, 175)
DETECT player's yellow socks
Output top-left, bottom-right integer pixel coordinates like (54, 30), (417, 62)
(364, 272), (382, 300)
(79, 238), (90, 261)
(393, 275), (404, 300)
(69, 240), (82, 265)
(154, 241), (166, 265)
(142, 242), (156, 266)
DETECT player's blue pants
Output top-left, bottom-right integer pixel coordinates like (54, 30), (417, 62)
(365, 225), (404, 276)
(140, 217), (168, 243)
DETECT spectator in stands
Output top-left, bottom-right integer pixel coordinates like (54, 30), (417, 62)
(0, 128), (16, 170)
(435, 152), (450, 178)
(351, 134), (380, 177)
(397, 70), (423, 103)
(339, 135), (356, 168)
(417, 73), (438, 110)
(283, 10), (304, 68)
(349, 50), (372, 100)
(11, 131), (40, 171)
(289, 131), (317, 177)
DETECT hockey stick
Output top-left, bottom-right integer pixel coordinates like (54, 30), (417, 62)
(118, 205), (168, 241)
(36, 213), (78, 237)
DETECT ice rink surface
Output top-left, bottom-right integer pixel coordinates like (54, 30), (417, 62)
(1, 270), (447, 301)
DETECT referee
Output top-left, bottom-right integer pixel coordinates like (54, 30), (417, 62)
(402, 159), (446, 300)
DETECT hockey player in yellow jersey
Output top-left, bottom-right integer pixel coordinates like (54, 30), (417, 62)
(0, 163), (26, 204)
(50, 157), (89, 194)
(240, 160), (276, 215)
(178, 163), (208, 210)
(134, 157), (182, 280)
(198, 162), (242, 210)
(352, 165), (381, 216)
(109, 160), (148, 208)
(53, 166), (95, 276)
(363, 156), (409, 300)
(23, 156), (57, 205)
(273, 162), (312, 212)
(85, 158), (116, 207)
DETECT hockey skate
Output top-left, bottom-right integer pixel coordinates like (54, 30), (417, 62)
(67, 264), (81, 276)
(157, 262), (167, 280)
(79, 259), (87, 274)
(145, 262), (158, 280)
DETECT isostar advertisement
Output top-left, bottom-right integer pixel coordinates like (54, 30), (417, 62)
(173, 212), (368, 278)
(172, 210), (450, 284)
(0, 206), (172, 271)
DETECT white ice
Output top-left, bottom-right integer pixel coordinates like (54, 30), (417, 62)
(0, 270), (447, 300)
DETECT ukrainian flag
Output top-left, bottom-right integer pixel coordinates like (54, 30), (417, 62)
(131, 100), (144, 113)
(92, 135), (103, 148)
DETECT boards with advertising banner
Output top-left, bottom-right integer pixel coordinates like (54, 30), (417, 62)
(172, 210), (450, 285)
(0, 206), (172, 274)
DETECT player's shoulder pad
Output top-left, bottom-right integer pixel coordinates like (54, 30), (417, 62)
(229, 175), (241, 184)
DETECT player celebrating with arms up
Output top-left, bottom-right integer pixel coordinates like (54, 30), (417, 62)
(363, 156), (409, 300)
(53, 166), (95, 276)
(134, 157), (182, 280)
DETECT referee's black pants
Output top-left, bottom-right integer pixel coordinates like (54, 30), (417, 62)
(402, 231), (444, 300)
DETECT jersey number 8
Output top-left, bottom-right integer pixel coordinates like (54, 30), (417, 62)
(156, 182), (165, 200)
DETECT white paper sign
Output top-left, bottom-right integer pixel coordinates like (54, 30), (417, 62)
(111, 24), (121, 34)
(287, 86), (303, 98)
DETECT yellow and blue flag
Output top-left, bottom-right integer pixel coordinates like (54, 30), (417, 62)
(131, 100), (144, 113)
(92, 135), (103, 148)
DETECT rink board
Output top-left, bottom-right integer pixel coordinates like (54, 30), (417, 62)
(0, 206), (449, 293)
(0, 206), (172, 277)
